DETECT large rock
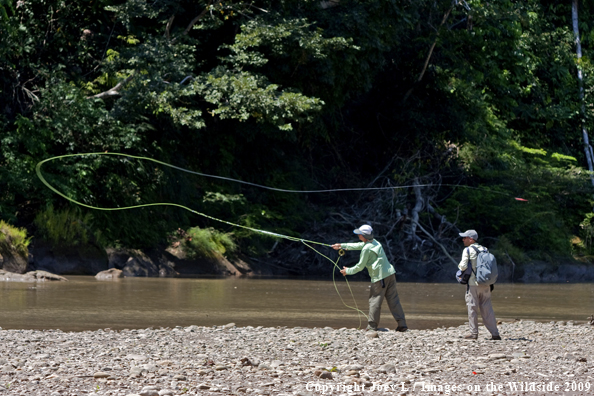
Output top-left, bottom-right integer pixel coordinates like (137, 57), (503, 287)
(0, 251), (29, 274)
(108, 249), (179, 278)
(557, 263), (594, 281)
(31, 243), (108, 275)
(95, 268), (124, 280)
(165, 246), (251, 276)
(106, 248), (132, 270)
(123, 255), (159, 277)
(520, 261), (594, 283)
(0, 224), (31, 274)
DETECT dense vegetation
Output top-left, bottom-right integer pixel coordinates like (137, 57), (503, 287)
(2, 0), (594, 270)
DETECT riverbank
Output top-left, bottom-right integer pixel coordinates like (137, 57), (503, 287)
(0, 321), (592, 396)
(3, 231), (594, 282)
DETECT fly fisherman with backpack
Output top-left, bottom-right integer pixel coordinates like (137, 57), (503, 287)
(457, 230), (501, 340)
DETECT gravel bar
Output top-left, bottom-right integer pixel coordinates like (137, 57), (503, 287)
(0, 320), (592, 395)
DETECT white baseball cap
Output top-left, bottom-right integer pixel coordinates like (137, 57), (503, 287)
(459, 229), (478, 240)
(353, 225), (373, 238)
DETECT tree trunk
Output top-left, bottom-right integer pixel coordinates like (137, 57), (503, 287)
(572, 0), (594, 187)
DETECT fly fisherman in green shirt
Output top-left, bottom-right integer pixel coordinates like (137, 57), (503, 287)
(332, 225), (408, 332)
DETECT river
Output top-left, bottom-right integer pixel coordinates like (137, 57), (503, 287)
(1, 277), (592, 331)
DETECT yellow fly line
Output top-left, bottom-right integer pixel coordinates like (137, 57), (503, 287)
(36, 152), (368, 326)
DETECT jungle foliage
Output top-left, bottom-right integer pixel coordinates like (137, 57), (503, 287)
(2, 0), (594, 267)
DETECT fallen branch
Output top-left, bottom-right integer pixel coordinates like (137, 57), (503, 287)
(427, 202), (460, 237)
(407, 178), (424, 246)
(412, 219), (457, 265)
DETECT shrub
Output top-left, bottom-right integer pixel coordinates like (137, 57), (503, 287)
(0, 220), (31, 258)
(34, 205), (104, 249)
(182, 226), (237, 259)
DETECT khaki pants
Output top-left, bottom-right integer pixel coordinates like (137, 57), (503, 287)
(465, 284), (499, 336)
(368, 274), (407, 330)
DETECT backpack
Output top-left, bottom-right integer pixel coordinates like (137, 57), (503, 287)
(455, 245), (498, 285)
(470, 245), (498, 285)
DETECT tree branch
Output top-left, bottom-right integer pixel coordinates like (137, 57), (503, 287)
(88, 72), (135, 99)
(164, 15), (175, 40)
(182, 1), (212, 37)
(411, 219), (458, 265)
(504, 249), (516, 283)
(407, 178), (424, 246)
(402, 6), (453, 104)
(427, 201), (460, 236)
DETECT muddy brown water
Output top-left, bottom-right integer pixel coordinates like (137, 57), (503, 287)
(0, 277), (592, 331)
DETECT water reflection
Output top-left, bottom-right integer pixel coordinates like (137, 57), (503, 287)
(0, 277), (592, 331)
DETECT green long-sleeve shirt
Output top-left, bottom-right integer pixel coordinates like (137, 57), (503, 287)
(341, 240), (396, 283)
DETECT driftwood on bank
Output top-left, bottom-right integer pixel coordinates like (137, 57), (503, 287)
(0, 269), (68, 282)
(263, 150), (470, 279)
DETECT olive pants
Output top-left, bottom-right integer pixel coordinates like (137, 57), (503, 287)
(465, 284), (499, 337)
(368, 274), (407, 330)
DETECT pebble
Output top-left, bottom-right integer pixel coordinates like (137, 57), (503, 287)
(0, 321), (591, 395)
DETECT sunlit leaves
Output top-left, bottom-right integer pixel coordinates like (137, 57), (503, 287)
(193, 67), (323, 130)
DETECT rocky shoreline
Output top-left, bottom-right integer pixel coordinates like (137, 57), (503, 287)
(3, 246), (594, 283)
(1, 244), (252, 280)
(0, 321), (592, 396)
(3, 233), (594, 282)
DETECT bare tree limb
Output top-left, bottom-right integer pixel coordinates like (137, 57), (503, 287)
(385, 210), (404, 239)
(504, 249), (516, 283)
(181, 1), (212, 37)
(380, 236), (396, 264)
(367, 154), (398, 188)
(402, 6), (453, 104)
(329, 212), (354, 225)
(427, 201), (460, 236)
(180, 76), (194, 85)
(320, 0), (340, 10)
(412, 219), (458, 265)
(164, 15), (175, 40)
(407, 178), (424, 246)
(88, 73), (136, 99)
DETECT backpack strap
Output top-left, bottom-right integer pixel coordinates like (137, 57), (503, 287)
(464, 247), (471, 292)
(470, 245), (488, 253)
(468, 246), (479, 278)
